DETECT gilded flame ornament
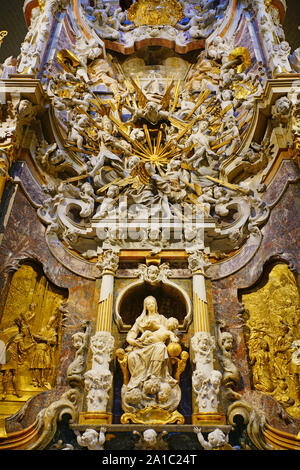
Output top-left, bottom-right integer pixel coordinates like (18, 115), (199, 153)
(228, 47), (251, 73)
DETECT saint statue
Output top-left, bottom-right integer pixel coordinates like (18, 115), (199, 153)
(120, 296), (183, 416)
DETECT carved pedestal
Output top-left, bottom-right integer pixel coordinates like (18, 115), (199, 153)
(80, 252), (119, 425)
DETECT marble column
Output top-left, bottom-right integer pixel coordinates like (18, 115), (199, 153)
(96, 250), (119, 332)
(80, 251), (119, 425)
(188, 251), (225, 424)
(188, 251), (210, 333)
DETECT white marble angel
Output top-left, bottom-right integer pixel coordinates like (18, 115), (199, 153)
(194, 427), (231, 450)
(181, 120), (219, 169)
(133, 429), (168, 450)
(93, 184), (120, 219)
(76, 427), (106, 450)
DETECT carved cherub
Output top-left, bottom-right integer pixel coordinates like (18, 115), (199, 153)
(217, 320), (240, 398)
(35, 142), (70, 175)
(78, 182), (96, 219)
(170, 350), (189, 382)
(67, 112), (90, 149)
(182, 120), (218, 168)
(135, 262), (172, 285)
(116, 348), (130, 385)
(93, 184), (120, 219)
(133, 429), (168, 450)
(67, 320), (91, 386)
(137, 317), (179, 347)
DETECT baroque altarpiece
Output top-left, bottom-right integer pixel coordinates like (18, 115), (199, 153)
(0, 0), (299, 451)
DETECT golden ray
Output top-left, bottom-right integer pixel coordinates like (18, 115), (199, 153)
(169, 116), (189, 130)
(88, 87), (111, 116)
(64, 144), (94, 154)
(143, 124), (154, 154)
(211, 137), (235, 151)
(238, 115), (252, 129)
(236, 110), (247, 122)
(108, 113), (155, 158)
(184, 88), (211, 120)
(204, 175), (248, 193)
(130, 76), (147, 108)
(157, 141), (176, 157)
(108, 113), (134, 143)
(156, 163), (166, 177)
(75, 106), (103, 131)
(204, 96), (218, 111)
(160, 76), (174, 110)
(96, 177), (123, 194)
(164, 76), (169, 93)
(124, 78), (138, 108)
(64, 174), (90, 183)
(155, 130), (163, 154)
(209, 104), (233, 127)
(174, 119), (196, 142)
(134, 138), (155, 156)
(211, 129), (236, 145)
(133, 148), (153, 159)
(171, 78), (181, 112)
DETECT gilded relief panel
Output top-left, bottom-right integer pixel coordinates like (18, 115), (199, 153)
(0, 263), (67, 421)
(242, 263), (300, 419)
(127, 0), (184, 26)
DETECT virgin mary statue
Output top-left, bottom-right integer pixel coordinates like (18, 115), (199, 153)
(121, 296), (182, 414)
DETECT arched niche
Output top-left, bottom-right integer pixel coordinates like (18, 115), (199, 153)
(115, 279), (192, 332)
(0, 261), (68, 400)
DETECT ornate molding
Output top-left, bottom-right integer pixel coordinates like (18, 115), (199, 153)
(26, 388), (81, 450)
(121, 407), (184, 425)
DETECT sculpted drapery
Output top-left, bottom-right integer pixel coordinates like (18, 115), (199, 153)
(121, 296), (182, 413)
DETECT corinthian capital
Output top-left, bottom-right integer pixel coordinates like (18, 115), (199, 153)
(188, 250), (210, 275)
(97, 250), (119, 275)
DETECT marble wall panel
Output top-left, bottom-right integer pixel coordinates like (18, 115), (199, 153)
(0, 186), (97, 431)
(211, 180), (300, 433)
